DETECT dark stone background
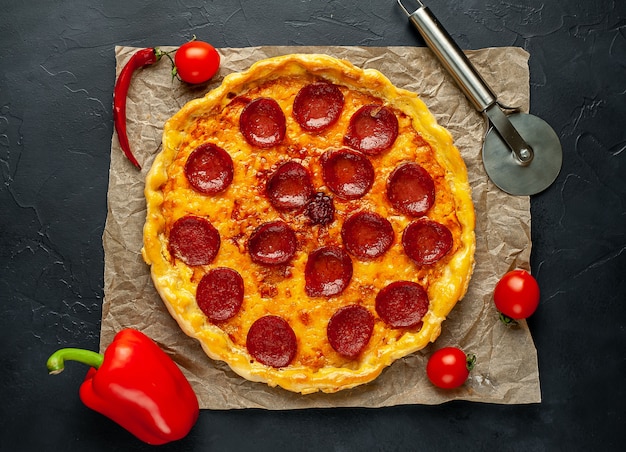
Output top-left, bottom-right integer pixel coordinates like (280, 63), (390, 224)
(1, 1), (624, 450)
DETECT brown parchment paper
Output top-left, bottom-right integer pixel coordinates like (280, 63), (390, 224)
(101, 45), (541, 409)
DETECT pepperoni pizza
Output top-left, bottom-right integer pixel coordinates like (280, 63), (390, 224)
(142, 54), (475, 394)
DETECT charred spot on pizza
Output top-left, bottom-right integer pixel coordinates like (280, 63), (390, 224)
(304, 192), (335, 226)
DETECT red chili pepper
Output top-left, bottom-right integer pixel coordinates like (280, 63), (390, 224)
(113, 48), (163, 170)
(47, 328), (199, 445)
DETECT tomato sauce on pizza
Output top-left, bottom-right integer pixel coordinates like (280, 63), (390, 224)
(142, 54), (475, 393)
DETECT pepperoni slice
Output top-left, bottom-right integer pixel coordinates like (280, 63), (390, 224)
(327, 305), (374, 358)
(341, 211), (394, 260)
(375, 281), (429, 328)
(402, 218), (453, 265)
(305, 246), (353, 297)
(343, 104), (399, 155)
(292, 82), (344, 132)
(266, 161), (314, 211)
(304, 192), (335, 226)
(184, 143), (234, 195)
(246, 315), (297, 368)
(387, 162), (435, 217)
(321, 148), (375, 200)
(168, 215), (220, 266)
(239, 97), (286, 148)
(196, 268), (244, 322)
(248, 221), (297, 265)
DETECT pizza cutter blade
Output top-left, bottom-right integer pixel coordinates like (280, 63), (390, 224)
(397, 0), (562, 195)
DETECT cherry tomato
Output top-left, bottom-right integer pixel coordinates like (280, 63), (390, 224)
(174, 41), (220, 85)
(426, 347), (475, 389)
(493, 269), (540, 320)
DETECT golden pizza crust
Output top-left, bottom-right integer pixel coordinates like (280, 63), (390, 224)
(143, 54), (475, 394)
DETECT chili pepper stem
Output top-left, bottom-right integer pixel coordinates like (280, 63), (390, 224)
(153, 47), (172, 61)
(47, 348), (104, 375)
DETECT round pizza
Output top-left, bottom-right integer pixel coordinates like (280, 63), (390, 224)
(142, 53), (475, 394)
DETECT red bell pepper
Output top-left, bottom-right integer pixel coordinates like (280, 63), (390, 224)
(47, 328), (199, 445)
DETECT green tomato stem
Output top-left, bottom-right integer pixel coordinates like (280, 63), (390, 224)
(499, 312), (518, 326)
(466, 353), (477, 372)
(46, 348), (104, 375)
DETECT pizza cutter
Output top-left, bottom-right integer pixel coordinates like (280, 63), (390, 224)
(397, 0), (562, 195)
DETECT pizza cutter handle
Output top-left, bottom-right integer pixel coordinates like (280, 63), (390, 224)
(398, 0), (534, 165)
(398, 0), (497, 112)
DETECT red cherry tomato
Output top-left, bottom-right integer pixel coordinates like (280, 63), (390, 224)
(174, 41), (220, 85)
(493, 269), (540, 320)
(426, 347), (475, 389)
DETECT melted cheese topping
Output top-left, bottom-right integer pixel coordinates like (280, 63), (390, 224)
(143, 54), (475, 394)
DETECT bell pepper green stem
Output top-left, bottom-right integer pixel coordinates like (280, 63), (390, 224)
(47, 348), (105, 375)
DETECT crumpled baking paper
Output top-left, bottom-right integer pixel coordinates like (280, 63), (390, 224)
(101, 45), (541, 409)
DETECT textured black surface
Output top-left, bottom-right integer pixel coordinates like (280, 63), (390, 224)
(1, 0), (625, 450)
